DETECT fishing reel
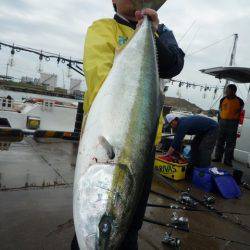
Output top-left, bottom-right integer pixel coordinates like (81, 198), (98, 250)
(162, 231), (181, 248)
(180, 192), (198, 207)
(242, 181), (250, 191)
(170, 212), (189, 232)
(203, 195), (216, 205)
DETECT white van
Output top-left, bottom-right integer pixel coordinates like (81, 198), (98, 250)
(200, 66), (250, 166)
(234, 96), (250, 165)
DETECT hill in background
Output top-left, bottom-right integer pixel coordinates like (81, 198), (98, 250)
(164, 96), (203, 113)
(164, 97), (218, 117)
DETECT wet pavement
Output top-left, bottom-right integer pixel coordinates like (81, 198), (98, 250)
(1, 139), (250, 250)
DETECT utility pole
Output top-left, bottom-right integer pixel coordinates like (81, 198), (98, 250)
(223, 33), (238, 95)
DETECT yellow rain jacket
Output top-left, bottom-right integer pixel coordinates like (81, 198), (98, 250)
(83, 16), (184, 145)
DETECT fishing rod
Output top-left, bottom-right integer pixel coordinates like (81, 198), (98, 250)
(150, 189), (199, 207)
(144, 217), (250, 248)
(151, 189), (250, 215)
(153, 170), (250, 233)
(144, 213), (189, 248)
(143, 217), (189, 232)
(190, 230), (250, 248)
(147, 202), (250, 216)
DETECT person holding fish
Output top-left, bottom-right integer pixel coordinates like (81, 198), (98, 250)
(71, 1), (184, 249)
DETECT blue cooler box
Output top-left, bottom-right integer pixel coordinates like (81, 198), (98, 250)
(192, 167), (214, 192)
(192, 167), (241, 198)
(213, 174), (241, 199)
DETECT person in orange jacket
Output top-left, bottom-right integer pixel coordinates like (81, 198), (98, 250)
(213, 84), (244, 166)
(72, 1), (184, 249)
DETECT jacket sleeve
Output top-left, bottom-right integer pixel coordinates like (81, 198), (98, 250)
(238, 97), (244, 109)
(218, 97), (226, 121)
(171, 126), (186, 151)
(156, 24), (185, 79)
(83, 20), (116, 113)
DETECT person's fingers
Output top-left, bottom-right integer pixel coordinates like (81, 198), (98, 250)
(135, 8), (159, 31)
(141, 8), (158, 22)
(135, 10), (143, 21)
(140, 8), (159, 31)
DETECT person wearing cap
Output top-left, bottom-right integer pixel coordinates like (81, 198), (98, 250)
(213, 84), (244, 166)
(71, 1), (185, 249)
(166, 114), (218, 167)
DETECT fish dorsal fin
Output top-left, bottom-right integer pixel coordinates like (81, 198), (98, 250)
(131, 0), (168, 11)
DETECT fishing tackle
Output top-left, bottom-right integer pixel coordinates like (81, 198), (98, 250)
(180, 192), (198, 207)
(242, 181), (250, 191)
(162, 231), (181, 248)
(203, 194), (216, 205)
(153, 172), (250, 233)
(171, 212), (189, 231)
(143, 217), (189, 232)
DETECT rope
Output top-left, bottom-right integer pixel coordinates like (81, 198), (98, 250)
(178, 20), (197, 43)
(187, 35), (233, 56)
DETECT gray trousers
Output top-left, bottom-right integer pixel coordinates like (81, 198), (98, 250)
(191, 129), (218, 167)
(215, 119), (239, 163)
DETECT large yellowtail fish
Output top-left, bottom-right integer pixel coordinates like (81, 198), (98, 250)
(73, 1), (166, 248)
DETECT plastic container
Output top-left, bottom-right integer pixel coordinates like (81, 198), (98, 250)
(213, 174), (241, 199)
(192, 167), (241, 198)
(192, 167), (214, 192)
(182, 145), (191, 162)
(154, 155), (188, 181)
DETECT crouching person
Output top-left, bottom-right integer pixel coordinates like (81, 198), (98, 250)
(165, 114), (218, 167)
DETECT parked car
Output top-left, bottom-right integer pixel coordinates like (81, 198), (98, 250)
(234, 95), (250, 165)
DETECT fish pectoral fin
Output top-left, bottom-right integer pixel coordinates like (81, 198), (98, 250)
(98, 136), (115, 160)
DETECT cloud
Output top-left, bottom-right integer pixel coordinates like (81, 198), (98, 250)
(0, 0), (250, 108)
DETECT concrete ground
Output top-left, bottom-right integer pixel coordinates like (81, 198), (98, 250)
(1, 139), (250, 250)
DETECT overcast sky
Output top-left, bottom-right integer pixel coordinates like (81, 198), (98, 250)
(0, 0), (250, 109)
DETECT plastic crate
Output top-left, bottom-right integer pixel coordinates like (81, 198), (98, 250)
(154, 155), (188, 181)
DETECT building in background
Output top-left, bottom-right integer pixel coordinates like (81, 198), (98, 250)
(39, 73), (57, 91)
(0, 75), (13, 81)
(33, 78), (40, 85)
(21, 76), (33, 83)
(69, 78), (81, 94)
(69, 78), (83, 99)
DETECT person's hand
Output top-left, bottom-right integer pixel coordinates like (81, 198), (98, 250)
(166, 146), (175, 157)
(135, 8), (159, 32)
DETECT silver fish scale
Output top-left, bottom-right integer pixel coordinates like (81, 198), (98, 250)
(73, 17), (162, 250)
